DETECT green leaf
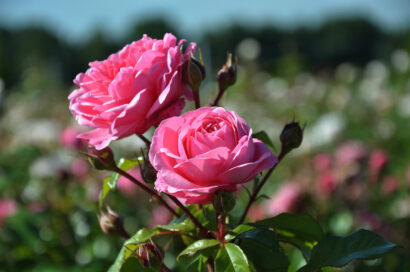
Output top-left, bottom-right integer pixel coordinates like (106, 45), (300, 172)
(186, 255), (208, 272)
(252, 131), (274, 148)
(108, 247), (126, 272)
(225, 224), (255, 241)
(215, 243), (251, 272)
(157, 214), (195, 232)
(120, 256), (156, 272)
(255, 213), (324, 260)
(239, 228), (289, 272)
(108, 228), (158, 272)
(98, 158), (141, 207)
(298, 229), (397, 272)
(178, 239), (220, 260)
(125, 228), (156, 246)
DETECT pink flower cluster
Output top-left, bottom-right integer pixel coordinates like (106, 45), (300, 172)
(68, 34), (276, 205)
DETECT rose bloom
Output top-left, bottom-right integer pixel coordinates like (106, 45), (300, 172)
(69, 33), (196, 149)
(149, 107), (277, 204)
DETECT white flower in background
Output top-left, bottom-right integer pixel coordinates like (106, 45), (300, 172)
(237, 38), (261, 61)
(301, 112), (345, 152)
(391, 49), (409, 73)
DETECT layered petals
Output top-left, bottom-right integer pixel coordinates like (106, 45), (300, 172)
(68, 33), (196, 149)
(150, 107), (277, 204)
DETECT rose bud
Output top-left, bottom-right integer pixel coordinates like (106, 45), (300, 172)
(217, 52), (237, 92)
(280, 121), (304, 156)
(86, 146), (116, 170)
(98, 207), (125, 235)
(137, 242), (163, 268)
(182, 55), (206, 91)
(139, 149), (157, 184)
(149, 107), (276, 204)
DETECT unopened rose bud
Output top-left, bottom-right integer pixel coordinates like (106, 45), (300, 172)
(86, 146), (116, 170)
(217, 52), (237, 92)
(98, 207), (124, 235)
(212, 190), (236, 213)
(137, 242), (163, 268)
(182, 55), (206, 91)
(140, 149), (157, 184)
(280, 121), (304, 156)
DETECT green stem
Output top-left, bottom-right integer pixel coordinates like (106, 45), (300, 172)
(239, 152), (285, 224)
(114, 166), (180, 218)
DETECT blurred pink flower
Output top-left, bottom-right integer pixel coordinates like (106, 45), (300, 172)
(318, 171), (337, 196)
(70, 158), (89, 177)
(117, 167), (143, 196)
(0, 199), (17, 226)
(335, 141), (366, 166)
(382, 175), (399, 195)
(314, 153), (332, 172)
(369, 150), (388, 175)
(149, 206), (173, 228)
(27, 201), (45, 214)
(60, 126), (85, 149)
(248, 204), (265, 222)
(265, 182), (301, 216)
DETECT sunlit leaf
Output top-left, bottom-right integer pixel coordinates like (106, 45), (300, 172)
(178, 239), (220, 261)
(215, 243), (250, 272)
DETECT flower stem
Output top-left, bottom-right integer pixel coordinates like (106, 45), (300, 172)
(193, 89), (201, 109)
(239, 152), (286, 224)
(167, 195), (212, 238)
(113, 166), (180, 218)
(137, 134), (151, 146)
(211, 83), (226, 106)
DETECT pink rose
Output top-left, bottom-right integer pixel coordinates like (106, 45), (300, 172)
(149, 107), (277, 204)
(69, 33), (196, 149)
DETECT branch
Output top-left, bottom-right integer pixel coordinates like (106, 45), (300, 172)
(114, 166), (180, 218)
(238, 152), (286, 224)
(167, 195), (213, 239)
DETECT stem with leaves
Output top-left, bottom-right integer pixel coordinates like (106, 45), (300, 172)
(239, 151), (286, 224)
(113, 166), (180, 218)
(167, 195), (213, 239)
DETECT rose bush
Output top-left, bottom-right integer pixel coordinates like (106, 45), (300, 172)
(149, 107), (277, 204)
(68, 33), (196, 149)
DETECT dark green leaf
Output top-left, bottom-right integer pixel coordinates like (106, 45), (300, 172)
(125, 228), (156, 245)
(240, 228), (289, 272)
(215, 243), (251, 272)
(298, 229), (397, 272)
(252, 131), (274, 148)
(186, 255), (208, 272)
(178, 239), (220, 260)
(255, 213), (324, 260)
(120, 256), (156, 272)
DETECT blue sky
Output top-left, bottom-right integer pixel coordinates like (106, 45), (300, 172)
(0, 0), (409, 43)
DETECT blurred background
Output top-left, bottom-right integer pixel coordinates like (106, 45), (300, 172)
(0, 0), (409, 271)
